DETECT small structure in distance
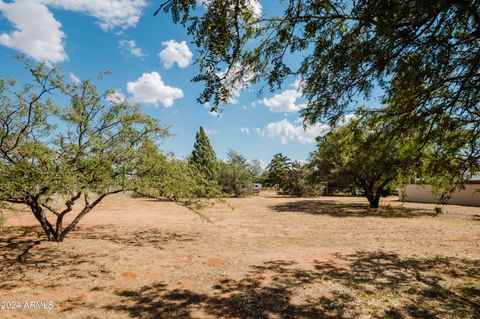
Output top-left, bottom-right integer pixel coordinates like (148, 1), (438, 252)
(252, 183), (262, 195)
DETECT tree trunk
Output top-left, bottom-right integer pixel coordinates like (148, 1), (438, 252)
(367, 195), (381, 209)
(55, 215), (65, 242)
(28, 202), (56, 241)
(59, 191), (121, 241)
(364, 187), (381, 209)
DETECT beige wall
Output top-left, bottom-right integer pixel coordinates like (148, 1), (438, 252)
(400, 184), (480, 206)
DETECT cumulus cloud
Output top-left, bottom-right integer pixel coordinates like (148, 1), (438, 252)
(127, 72), (183, 107)
(240, 127), (250, 134)
(69, 72), (81, 83)
(0, 0), (147, 64)
(217, 63), (256, 104)
(246, 0), (262, 17)
(257, 119), (329, 144)
(119, 39), (146, 57)
(199, 0), (262, 17)
(262, 90), (304, 113)
(208, 110), (222, 118)
(106, 89), (127, 103)
(158, 40), (193, 69)
(0, 1), (67, 64)
(261, 79), (305, 113)
(204, 129), (220, 135)
(37, 0), (147, 31)
(203, 102), (222, 117)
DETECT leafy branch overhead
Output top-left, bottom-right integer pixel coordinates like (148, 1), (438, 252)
(158, 0), (480, 180)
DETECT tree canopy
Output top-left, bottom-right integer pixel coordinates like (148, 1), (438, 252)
(282, 161), (313, 197)
(158, 0), (480, 181)
(218, 149), (254, 197)
(0, 63), (178, 241)
(265, 153), (291, 188)
(310, 117), (419, 208)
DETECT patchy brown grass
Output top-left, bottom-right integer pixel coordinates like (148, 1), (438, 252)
(1, 192), (479, 318)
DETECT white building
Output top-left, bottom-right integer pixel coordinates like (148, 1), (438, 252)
(400, 176), (480, 206)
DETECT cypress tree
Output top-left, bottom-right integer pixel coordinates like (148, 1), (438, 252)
(189, 127), (220, 197)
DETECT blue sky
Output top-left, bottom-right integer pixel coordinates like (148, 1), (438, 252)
(0, 0), (377, 165)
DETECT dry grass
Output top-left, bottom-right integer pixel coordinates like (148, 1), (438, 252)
(1, 192), (479, 318)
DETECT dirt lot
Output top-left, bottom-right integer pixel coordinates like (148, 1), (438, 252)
(1, 192), (479, 318)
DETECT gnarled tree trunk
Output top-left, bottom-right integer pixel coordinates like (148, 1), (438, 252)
(26, 190), (122, 242)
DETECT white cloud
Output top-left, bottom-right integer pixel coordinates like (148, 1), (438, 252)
(127, 72), (183, 107)
(119, 39), (146, 57)
(262, 90), (304, 113)
(37, 0), (147, 31)
(261, 79), (305, 113)
(247, 0), (262, 17)
(0, 0), (147, 64)
(208, 110), (222, 118)
(106, 89), (126, 103)
(69, 72), (80, 83)
(203, 102), (222, 117)
(204, 129), (220, 135)
(257, 119), (329, 144)
(199, 0), (262, 17)
(240, 127), (250, 134)
(217, 63), (255, 104)
(158, 40), (193, 69)
(0, 1), (67, 64)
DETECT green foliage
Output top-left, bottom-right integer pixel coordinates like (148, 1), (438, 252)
(131, 140), (213, 218)
(308, 131), (356, 195)
(189, 126), (221, 198)
(264, 153), (319, 196)
(159, 0), (480, 186)
(265, 153), (291, 188)
(282, 161), (314, 197)
(218, 150), (254, 197)
(310, 116), (420, 208)
(190, 126), (218, 179)
(0, 62), (170, 241)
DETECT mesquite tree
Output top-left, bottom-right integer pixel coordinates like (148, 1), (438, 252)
(0, 63), (168, 241)
(309, 117), (419, 208)
(218, 150), (254, 197)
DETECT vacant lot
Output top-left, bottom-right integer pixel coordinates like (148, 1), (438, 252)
(1, 192), (479, 318)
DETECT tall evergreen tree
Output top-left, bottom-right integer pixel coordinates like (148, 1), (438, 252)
(190, 127), (218, 179)
(189, 127), (220, 197)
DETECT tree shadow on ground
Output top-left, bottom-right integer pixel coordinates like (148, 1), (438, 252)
(106, 251), (480, 318)
(0, 226), (112, 291)
(71, 225), (198, 249)
(270, 200), (435, 218)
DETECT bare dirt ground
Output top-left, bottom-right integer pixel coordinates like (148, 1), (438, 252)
(1, 192), (479, 318)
